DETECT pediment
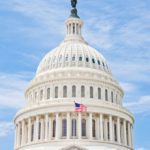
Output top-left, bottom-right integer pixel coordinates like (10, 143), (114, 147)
(61, 145), (88, 150)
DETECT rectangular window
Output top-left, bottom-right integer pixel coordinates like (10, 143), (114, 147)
(98, 88), (101, 99)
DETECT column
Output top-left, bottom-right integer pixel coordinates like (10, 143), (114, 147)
(123, 119), (127, 146)
(71, 24), (73, 35)
(128, 122), (131, 147)
(67, 113), (71, 139)
(96, 117), (100, 139)
(104, 118), (107, 141)
(18, 123), (21, 147)
(89, 113), (92, 139)
(24, 124), (27, 144)
(15, 124), (18, 148)
(35, 116), (39, 142)
(28, 118), (31, 144)
(78, 112), (81, 139)
(21, 120), (25, 145)
(100, 114), (104, 141)
(48, 115), (52, 140)
(41, 118), (44, 141)
(117, 117), (121, 144)
(131, 124), (133, 148)
(55, 113), (59, 140)
(16, 124), (19, 148)
(45, 114), (49, 141)
(109, 115), (113, 142)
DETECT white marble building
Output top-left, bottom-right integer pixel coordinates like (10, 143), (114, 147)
(14, 1), (134, 150)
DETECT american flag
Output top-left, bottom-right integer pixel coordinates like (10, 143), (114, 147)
(74, 102), (87, 112)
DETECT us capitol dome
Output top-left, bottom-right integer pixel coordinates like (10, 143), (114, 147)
(14, 1), (134, 150)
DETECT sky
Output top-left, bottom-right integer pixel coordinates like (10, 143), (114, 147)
(0, 0), (150, 150)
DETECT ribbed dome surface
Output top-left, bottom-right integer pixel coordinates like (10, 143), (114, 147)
(36, 41), (111, 75)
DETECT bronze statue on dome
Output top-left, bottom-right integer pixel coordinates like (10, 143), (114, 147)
(71, 0), (77, 8)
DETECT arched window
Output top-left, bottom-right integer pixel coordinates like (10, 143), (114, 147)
(92, 119), (96, 137)
(82, 119), (86, 137)
(90, 87), (93, 98)
(79, 56), (82, 61)
(38, 122), (41, 140)
(98, 88), (101, 99)
(55, 87), (58, 98)
(97, 60), (100, 65)
(111, 91), (113, 103)
(86, 57), (89, 62)
(63, 86), (67, 98)
(72, 85), (76, 97)
(52, 120), (56, 137)
(105, 89), (108, 101)
(72, 119), (77, 136)
(31, 124), (34, 141)
(62, 119), (67, 137)
(81, 86), (85, 97)
(92, 58), (95, 64)
(47, 88), (50, 99)
(40, 90), (43, 100)
(72, 55), (75, 61)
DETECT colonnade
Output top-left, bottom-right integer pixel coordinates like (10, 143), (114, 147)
(15, 112), (133, 149)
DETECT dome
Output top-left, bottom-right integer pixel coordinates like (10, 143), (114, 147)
(14, 1), (134, 150)
(36, 17), (111, 76)
(36, 41), (111, 76)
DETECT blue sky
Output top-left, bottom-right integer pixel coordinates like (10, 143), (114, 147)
(0, 0), (150, 150)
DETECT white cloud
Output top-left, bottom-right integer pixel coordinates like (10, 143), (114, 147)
(0, 121), (14, 137)
(125, 96), (150, 114)
(136, 148), (145, 150)
(0, 73), (31, 109)
(120, 82), (136, 93)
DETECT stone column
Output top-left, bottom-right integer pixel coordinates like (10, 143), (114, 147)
(96, 117), (100, 139)
(123, 119), (127, 146)
(104, 118), (107, 141)
(128, 122), (131, 147)
(78, 112), (81, 139)
(14, 124), (18, 149)
(41, 118), (44, 141)
(131, 124), (133, 148)
(45, 114), (49, 141)
(117, 117), (121, 144)
(109, 115), (113, 142)
(48, 116), (52, 140)
(100, 114), (104, 141)
(89, 113), (92, 139)
(21, 120), (25, 145)
(17, 123), (20, 148)
(28, 118), (31, 144)
(67, 112), (71, 139)
(35, 116), (39, 142)
(55, 113), (59, 140)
